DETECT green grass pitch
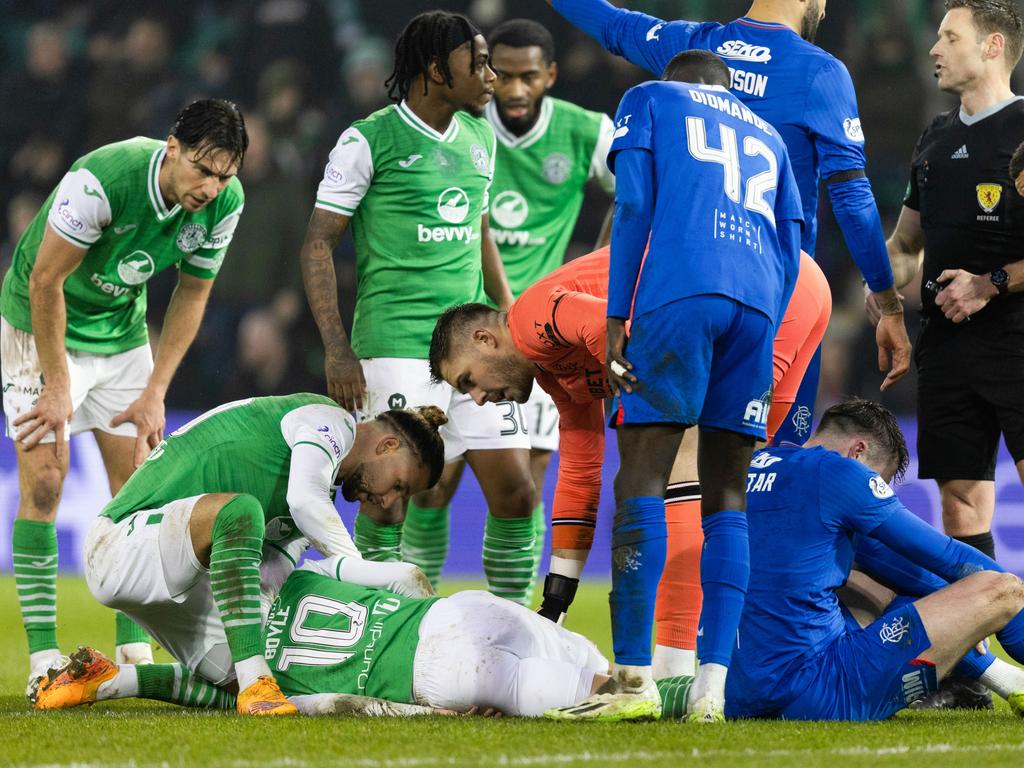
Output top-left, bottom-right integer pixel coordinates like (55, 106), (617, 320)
(2, 576), (1024, 767)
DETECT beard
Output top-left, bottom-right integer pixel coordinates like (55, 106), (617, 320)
(495, 353), (535, 403)
(499, 93), (545, 136)
(800, 0), (823, 43)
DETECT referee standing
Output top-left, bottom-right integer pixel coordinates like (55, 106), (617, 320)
(885, 0), (1024, 670)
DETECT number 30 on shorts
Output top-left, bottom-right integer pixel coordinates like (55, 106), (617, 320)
(498, 401), (528, 437)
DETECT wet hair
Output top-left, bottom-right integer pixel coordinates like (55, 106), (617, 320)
(662, 50), (731, 87)
(428, 303), (499, 384)
(946, 0), (1024, 67)
(489, 18), (556, 64)
(813, 398), (910, 483)
(170, 99), (248, 166)
(377, 405), (448, 488)
(1011, 139), (1024, 180)
(386, 11), (481, 102)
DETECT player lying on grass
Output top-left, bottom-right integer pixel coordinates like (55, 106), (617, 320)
(55, 394), (447, 716)
(723, 399), (1024, 720)
(36, 556), (701, 718)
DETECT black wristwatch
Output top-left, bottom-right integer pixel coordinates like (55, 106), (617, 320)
(990, 268), (1010, 296)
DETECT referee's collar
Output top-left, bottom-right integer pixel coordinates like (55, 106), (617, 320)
(959, 95), (1024, 126)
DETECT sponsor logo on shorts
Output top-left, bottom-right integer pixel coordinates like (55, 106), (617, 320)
(387, 393), (407, 409)
(879, 615), (911, 644)
(742, 391), (772, 429)
(470, 143), (489, 173)
(716, 40), (773, 63)
(869, 475), (895, 500)
(176, 223), (209, 254)
(264, 517), (296, 542)
(843, 117), (865, 143)
(646, 22), (665, 42)
(543, 153), (571, 184)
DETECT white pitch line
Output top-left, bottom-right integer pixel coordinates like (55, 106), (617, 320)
(15, 741), (1024, 768)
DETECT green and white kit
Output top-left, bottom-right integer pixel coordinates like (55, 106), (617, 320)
(85, 395), (360, 683)
(486, 97), (614, 453)
(0, 137), (244, 442)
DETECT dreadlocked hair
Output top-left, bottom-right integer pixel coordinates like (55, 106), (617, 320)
(386, 11), (479, 102)
(376, 406), (448, 488)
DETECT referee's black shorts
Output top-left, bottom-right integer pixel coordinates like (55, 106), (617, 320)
(916, 315), (1024, 481)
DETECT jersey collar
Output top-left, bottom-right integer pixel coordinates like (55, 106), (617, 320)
(959, 95), (1024, 126)
(396, 100), (462, 143)
(487, 97), (553, 150)
(737, 17), (793, 31)
(147, 144), (183, 221)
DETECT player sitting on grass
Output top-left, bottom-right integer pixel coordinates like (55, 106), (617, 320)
(723, 399), (1024, 720)
(35, 556), (702, 717)
(35, 394), (446, 716)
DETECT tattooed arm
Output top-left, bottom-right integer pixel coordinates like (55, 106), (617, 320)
(300, 208), (366, 410)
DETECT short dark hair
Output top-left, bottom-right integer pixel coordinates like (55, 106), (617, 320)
(170, 99), (248, 166)
(386, 11), (481, 102)
(946, 0), (1024, 67)
(814, 399), (910, 483)
(662, 49), (731, 87)
(429, 303), (499, 384)
(489, 18), (556, 64)
(377, 405), (448, 488)
(1011, 140), (1024, 179)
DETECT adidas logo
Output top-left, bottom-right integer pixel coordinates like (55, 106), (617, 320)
(951, 145), (969, 160)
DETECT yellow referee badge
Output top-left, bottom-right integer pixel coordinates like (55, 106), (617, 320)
(977, 183), (1002, 214)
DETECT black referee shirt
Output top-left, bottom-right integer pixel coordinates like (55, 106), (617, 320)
(905, 97), (1024, 325)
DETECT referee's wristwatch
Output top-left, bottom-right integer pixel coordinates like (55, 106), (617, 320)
(990, 268), (1010, 296)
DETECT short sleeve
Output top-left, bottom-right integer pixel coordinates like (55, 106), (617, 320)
(774, 147), (805, 226)
(483, 128), (497, 214)
(818, 454), (903, 536)
(280, 403), (357, 471)
(315, 127), (374, 216)
(588, 113), (616, 194)
(179, 202), (244, 279)
(46, 168), (113, 247)
(607, 85), (654, 174)
(903, 129), (928, 212)
(804, 59), (868, 179)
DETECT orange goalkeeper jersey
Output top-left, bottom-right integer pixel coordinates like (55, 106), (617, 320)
(506, 248), (612, 536)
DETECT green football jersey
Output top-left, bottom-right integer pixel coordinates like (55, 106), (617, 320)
(101, 394), (355, 550)
(485, 98), (614, 296)
(315, 102), (496, 359)
(0, 137), (244, 354)
(265, 566), (439, 703)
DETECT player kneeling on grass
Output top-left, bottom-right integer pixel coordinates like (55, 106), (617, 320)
(35, 555), (614, 717)
(35, 394), (446, 716)
(723, 399), (1024, 721)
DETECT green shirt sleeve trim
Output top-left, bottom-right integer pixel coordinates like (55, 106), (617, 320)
(335, 557), (346, 580)
(49, 224), (94, 248)
(179, 261), (217, 280)
(266, 541), (297, 566)
(293, 440), (338, 468)
(315, 199), (356, 214)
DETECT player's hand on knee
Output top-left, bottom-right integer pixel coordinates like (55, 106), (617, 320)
(14, 383), (72, 449)
(325, 351), (366, 412)
(606, 318), (636, 395)
(110, 388), (165, 467)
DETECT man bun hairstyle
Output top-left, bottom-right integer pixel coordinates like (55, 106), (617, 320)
(429, 303), (500, 385)
(170, 99), (248, 166)
(377, 405), (448, 488)
(386, 11), (481, 102)
(946, 0), (1024, 67)
(663, 49), (731, 88)
(814, 398), (910, 483)
(489, 18), (556, 64)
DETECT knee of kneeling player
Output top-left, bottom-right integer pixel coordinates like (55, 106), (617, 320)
(213, 494), (266, 539)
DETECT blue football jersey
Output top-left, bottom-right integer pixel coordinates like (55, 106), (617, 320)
(564, 6), (867, 255)
(725, 446), (904, 717)
(607, 81), (802, 322)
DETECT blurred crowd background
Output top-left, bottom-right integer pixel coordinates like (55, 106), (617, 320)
(0, 0), (1009, 416)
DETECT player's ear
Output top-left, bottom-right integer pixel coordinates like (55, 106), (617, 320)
(546, 60), (558, 89)
(848, 439), (869, 462)
(472, 327), (498, 349)
(376, 435), (402, 456)
(165, 135), (180, 160)
(427, 55), (447, 87)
